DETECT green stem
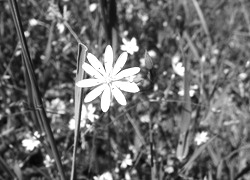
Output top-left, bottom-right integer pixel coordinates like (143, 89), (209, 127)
(8, 0), (66, 179)
(70, 43), (87, 180)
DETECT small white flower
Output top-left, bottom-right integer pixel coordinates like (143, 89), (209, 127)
(93, 172), (113, 180)
(172, 54), (184, 77)
(22, 133), (40, 151)
(121, 154), (133, 168)
(57, 23), (65, 34)
(43, 155), (55, 168)
(68, 104), (99, 130)
(148, 50), (157, 58)
(76, 45), (140, 112)
(239, 73), (247, 80)
(89, 3), (97, 12)
(24, 31), (30, 38)
(46, 98), (66, 114)
(120, 37), (139, 55)
(194, 131), (209, 145)
(29, 18), (38, 26)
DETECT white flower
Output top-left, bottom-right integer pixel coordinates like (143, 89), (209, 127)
(89, 3), (97, 12)
(43, 155), (54, 168)
(120, 37), (139, 55)
(120, 154), (133, 168)
(93, 172), (113, 180)
(22, 133), (41, 151)
(57, 23), (65, 34)
(29, 18), (38, 26)
(194, 131), (209, 145)
(68, 104), (99, 130)
(76, 45), (140, 112)
(172, 54), (184, 77)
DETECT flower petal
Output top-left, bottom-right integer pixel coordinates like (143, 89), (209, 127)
(82, 63), (105, 80)
(87, 53), (106, 75)
(84, 84), (106, 103)
(114, 67), (140, 80)
(76, 79), (103, 87)
(111, 84), (127, 105)
(101, 84), (111, 112)
(112, 52), (128, 76)
(104, 45), (113, 75)
(112, 81), (140, 93)
(131, 37), (136, 45)
(122, 38), (128, 45)
(120, 45), (126, 51)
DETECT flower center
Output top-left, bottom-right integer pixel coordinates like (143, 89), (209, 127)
(105, 76), (113, 85)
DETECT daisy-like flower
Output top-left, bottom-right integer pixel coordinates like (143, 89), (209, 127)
(76, 45), (140, 112)
(120, 37), (139, 55)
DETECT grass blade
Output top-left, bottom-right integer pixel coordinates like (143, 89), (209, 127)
(181, 136), (216, 172)
(191, 0), (212, 45)
(176, 35), (192, 161)
(0, 156), (17, 179)
(70, 43), (87, 180)
(8, 0), (66, 179)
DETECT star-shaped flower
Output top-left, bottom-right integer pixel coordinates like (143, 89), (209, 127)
(76, 45), (140, 112)
(194, 131), (209, 145)
(120, 37), (139, 55)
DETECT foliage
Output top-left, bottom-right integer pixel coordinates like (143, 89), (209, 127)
(1, 0), (250, 179)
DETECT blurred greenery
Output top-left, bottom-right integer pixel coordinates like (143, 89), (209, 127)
(1, 0), (250, 180)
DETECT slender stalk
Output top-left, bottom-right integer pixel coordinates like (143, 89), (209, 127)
(8, 0), (66, 179)
(63, 21), (81, 44)
(176, 31), (192, 161)
(70, 43), (87, 180)
(149, 115), (155, 180)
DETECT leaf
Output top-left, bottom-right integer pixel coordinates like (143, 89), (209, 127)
(144, 50), (153, 70)
(72, 43), (88, 180)
(13, 162), (22, 180)
(182, 136), (216, 172)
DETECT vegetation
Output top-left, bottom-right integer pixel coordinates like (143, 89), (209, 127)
(1, 0), (250, 179)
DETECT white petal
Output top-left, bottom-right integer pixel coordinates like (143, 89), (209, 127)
(112, 52), (128, 76)
(82, 63), (105, 80)
(131, 37), (136, 45)
(114, 67), (140, 80)
(101, 84), (111, 112)
(76, 79), (103, 87)
(113, 81), (140, 93)
(87, 53), (106, 75)
(120, 46), (126, 52)
(134, 46), (139, 52)
(111, 84), (127, 105)
(122, 38), (128, 45)
(104, 45), (113, 75)
(84, 84), (106, 103)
